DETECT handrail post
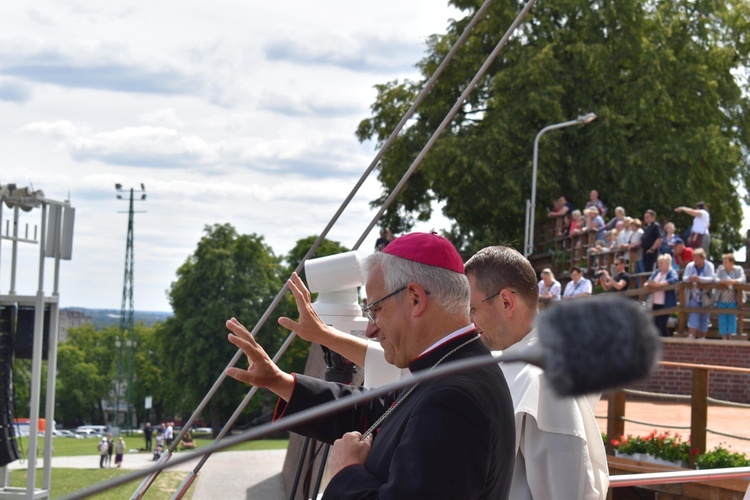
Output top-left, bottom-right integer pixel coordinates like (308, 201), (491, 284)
(678, 283), (687, 335)
(606, 390), (626, 455)
(738, 284), (745, 336)
(690, 368), (709, 463)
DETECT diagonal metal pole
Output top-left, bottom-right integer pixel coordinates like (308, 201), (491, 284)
(132, 4), (497, 498)
(141, 1), (540, 498)
(68, 349), (534, 500)
(168, 1), (539, 498)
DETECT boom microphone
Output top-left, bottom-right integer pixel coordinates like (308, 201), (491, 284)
(62, 295), (659, 499)
(535, 294), (661, 396)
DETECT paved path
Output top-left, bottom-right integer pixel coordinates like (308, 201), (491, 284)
(7, 449), (286, 499)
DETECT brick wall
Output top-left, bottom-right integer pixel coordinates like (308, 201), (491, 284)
(630, 338), (750, 404)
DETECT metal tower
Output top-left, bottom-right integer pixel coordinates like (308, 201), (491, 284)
(114, 183), (146, 429)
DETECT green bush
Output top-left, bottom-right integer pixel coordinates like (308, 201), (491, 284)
(695, 446), (750, 469)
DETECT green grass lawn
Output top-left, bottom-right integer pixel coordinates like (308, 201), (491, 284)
(8, 436), (288, 498)
(16, 435), (288, 456)
(10, 468), (190, 500)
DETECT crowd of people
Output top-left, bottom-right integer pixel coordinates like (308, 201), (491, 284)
(143, 421), (176, 460)
(97, 434), (127, 468)
(544, 191), (746, 340)
(548, 191), (711, 273)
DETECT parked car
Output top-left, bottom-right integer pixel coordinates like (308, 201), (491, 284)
(53, 429), (79, 438)
(75, 425), (107, 434)
(74, 429), (101, 438)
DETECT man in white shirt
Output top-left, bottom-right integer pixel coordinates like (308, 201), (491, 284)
(562, 266), (593, 299)
(279, 246), (609, 499)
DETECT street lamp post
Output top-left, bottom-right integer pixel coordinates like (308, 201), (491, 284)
(524, 113), (597, 257)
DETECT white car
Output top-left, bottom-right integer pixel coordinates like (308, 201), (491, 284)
(74, 429), (100, 438)
(53, 429), (79, 438)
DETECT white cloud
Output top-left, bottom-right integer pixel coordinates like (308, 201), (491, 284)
(264, 28), (425, 73)
(139, 108), (185, 129)
(19, 119), (86, 139)
(26, 8), (55, 27)
(0, 0), (462, 311)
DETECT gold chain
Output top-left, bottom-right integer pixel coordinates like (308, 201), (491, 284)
(360, 334), (481, 440)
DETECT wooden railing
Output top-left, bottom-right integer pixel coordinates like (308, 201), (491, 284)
(606, 361), (750, 462)
(618, 282), (750, 336)
(534, 214), (642, 273)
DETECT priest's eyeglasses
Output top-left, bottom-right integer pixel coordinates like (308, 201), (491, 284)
(363, 286), (407, 323)
(470, 289), (520, 316)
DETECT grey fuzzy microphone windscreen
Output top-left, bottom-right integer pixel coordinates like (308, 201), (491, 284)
(536, 294), (661, 396)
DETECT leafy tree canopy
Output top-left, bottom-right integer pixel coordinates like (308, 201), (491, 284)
(155, 227), (355, 431)
(157, 224), (283, 430)
(357, 0), (750, 256)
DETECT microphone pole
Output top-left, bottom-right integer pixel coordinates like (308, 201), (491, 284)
(67, 349), (537, 500)
(70, 293), (660, 500)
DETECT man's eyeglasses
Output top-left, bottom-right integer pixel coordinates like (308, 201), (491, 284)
(470, 290), (519, 315)
(363, 286), (407, 323)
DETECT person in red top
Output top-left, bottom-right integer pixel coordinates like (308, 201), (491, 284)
(672, 238), (694, 269)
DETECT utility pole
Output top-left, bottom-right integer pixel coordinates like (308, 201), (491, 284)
(114, 183), (146, 431)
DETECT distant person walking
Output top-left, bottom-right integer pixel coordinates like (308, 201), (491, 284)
(115, 437), (126, 468)
(98, 438), (108, 468)
(144, 422), (153, 451)
(106, 433), (114, 467)
(165, 422), (174, 447)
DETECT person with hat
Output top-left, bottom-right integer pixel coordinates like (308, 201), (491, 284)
(280, 246), (609, 499)
(98, 437), (109, 468)
(226, 232), (515, 499)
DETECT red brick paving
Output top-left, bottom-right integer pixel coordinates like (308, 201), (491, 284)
(596, 398), (750, 455)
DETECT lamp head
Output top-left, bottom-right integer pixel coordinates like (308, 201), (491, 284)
(577, 112), (597, 125)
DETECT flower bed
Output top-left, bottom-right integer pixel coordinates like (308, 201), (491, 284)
(607, 430), (750, 468)
(609, 430), (693, 466)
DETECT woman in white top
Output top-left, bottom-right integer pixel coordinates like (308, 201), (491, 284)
(675, 201), (710, 252)
(538, 268), (562, 304)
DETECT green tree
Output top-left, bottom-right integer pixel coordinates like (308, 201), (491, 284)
(157, 224), (283, 433)
(357, 0), (750, 257)
(129, 323), (165, 426)
(55, 324), (118, 427)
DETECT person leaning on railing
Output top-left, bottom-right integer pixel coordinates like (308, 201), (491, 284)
(644, 254), (679, 338)
(682, 248), (715, 340)
(714, 253), (747, 339)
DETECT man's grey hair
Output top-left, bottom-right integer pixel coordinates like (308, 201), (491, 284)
(362, 252), (469, 316)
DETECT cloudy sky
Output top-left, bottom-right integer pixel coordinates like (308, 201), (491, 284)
(0, 1), (462, 312)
